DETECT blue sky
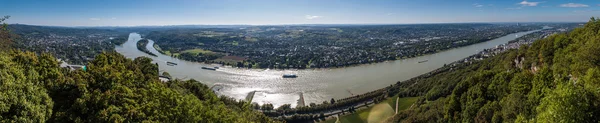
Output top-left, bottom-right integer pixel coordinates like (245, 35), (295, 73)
(1, 0), (598, 26)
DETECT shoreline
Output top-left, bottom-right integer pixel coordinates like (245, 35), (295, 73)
(149, 29), (541, 71)
(115, 29), (542, 108)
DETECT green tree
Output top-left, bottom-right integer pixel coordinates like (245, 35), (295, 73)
(0, 16), (12, 50)
(536, 82), (594, 123)
(277, 104), (292, 111)
(0, 51), (54, 122)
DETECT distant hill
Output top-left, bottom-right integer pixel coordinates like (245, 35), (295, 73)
(391, 18), (600, 122)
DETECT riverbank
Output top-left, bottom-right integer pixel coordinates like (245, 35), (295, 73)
(251, 29), (556, 122)
(116, 30), (542, 109)
(147, 29), (542, 70)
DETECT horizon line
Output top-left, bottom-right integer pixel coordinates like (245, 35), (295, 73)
(8, 21), (586, 28)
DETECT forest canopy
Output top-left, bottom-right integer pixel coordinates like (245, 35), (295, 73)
(391, 18), (600, 123)
(0, 17), (276, 122)
(0, 50), (276, 122)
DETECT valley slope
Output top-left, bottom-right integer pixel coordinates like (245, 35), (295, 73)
(390, 18), (600, 122)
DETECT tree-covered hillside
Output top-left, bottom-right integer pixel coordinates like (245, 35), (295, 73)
(391, 18), (600, 122)
(0, 50), (277, 122)
(0, 17), (276, 123)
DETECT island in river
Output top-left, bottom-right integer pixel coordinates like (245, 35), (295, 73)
(136, 39), (157, 57)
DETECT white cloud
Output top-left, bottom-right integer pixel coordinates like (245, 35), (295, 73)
(386, 13), (395, 16)
(305, 15), (322, 20)
(111, 17), (117, 20)
(518, 1), (542, 6)
(560, 3), (589, 8)
(89, 18), (101, 21)
(473, 3), (483, 8)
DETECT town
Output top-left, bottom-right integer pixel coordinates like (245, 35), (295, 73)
(145, 23), (558, 69)
(9, 24), (122, 65)
(455, 23), (580, 66)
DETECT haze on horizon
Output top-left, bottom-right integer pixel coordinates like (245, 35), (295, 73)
(0, 0), (598, 26)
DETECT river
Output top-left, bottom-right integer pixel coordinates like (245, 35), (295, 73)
(115, 29), (540, 107)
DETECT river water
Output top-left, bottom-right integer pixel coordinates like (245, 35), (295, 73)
(115, 30), (539, 107)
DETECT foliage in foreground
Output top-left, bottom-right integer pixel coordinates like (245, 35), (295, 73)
(0, 16), (275, 123)
(392, 18), (600, 122)
(0, 46), (270, 122)
(0, 50), (275, 122)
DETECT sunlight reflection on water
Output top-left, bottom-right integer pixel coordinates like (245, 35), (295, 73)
(116, 30), (540, 108)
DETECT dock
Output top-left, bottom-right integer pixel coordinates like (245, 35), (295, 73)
(245, 91), (256, 102)
(297, 92), (306, 107)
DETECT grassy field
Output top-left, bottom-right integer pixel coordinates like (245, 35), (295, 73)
(322, 96), (419, 123)
(153, 44), (172, 56)
(181, 48), (214, 54)
(168, 48), (216, 57)
(154, 46), (247, 66)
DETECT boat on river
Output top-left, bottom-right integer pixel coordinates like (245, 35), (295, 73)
(166, 61), (178, 66)
(283, 74), (298, 78)
(418, 60), (429, 63)
(201, 67), (217, 70)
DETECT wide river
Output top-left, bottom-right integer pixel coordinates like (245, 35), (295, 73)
(115, 30), (539, 107)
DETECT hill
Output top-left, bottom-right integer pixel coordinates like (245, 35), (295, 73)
(0, 50), (277, 122)
(0, 17), (276, 123)
(8, 24), (125, 65)
(391, 18), (600, 122)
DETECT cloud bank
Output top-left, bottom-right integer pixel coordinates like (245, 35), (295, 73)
(305, 15), (322, 20)
(519, 1), (541, 6)
(560, 3), (589, 8)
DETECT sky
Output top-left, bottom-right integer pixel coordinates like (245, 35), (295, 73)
(0, 0), (599, 26)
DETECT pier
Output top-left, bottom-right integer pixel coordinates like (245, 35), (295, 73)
(297, 92), (305, 107)
(245, 91), (256, 102)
